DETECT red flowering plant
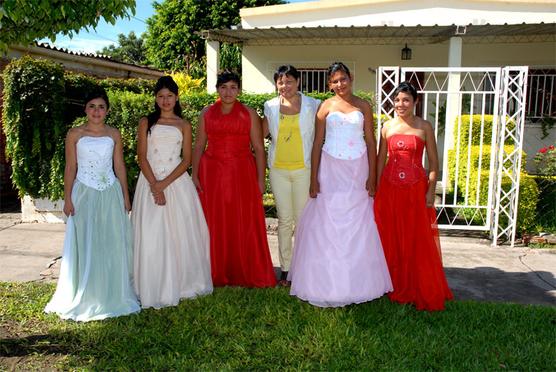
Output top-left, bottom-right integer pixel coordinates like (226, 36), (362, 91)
(534, 144), (556, 176)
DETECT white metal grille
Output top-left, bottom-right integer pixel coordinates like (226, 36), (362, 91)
(526, 69), (556, 122)
(377, 66), (528, 246)
(299, 69), (327, 93)
(492, 67), (528, 246)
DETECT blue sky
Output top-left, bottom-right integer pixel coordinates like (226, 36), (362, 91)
(40, 0), (315, 54)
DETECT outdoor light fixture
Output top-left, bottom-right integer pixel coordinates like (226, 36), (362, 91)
(401, 43), (412, 60)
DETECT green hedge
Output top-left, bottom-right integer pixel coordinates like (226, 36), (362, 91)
(447, 144), (526, 205)
(454, 114), (515, 148)
(445, 114), (541, 233)
(2, 56), (65, 198)
(3, 56), (378, 203)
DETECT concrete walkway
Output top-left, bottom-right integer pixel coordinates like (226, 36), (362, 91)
(0, 213), (554, 306)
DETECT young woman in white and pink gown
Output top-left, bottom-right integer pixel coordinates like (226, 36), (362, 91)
(132, 76), (212, 309)
(288, 62), (392, 307)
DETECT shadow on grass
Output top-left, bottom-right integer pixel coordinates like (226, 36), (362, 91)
(0, 333), (73, 357)
(1, 284), (555, 370)
(445, 266), (556, 306)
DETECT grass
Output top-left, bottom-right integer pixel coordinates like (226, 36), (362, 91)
(1, 283), (555, 370)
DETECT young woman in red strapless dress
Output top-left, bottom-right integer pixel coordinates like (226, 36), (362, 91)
(374, 82), (453, 311)
(191, 72), (276, 288)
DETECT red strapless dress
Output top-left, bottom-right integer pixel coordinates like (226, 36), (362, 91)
(198, 100), (276, 287)
(374, 134), (453, 311)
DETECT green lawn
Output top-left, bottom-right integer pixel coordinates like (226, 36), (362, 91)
(1, 282), (554, 370)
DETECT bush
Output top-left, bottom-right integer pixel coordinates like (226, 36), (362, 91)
(447, 145), (526, 204)
(453, 114), (515, 148)
(2, 56), (66, 198)
(2, 56), (377, 212)
(532, 176), (556, 233)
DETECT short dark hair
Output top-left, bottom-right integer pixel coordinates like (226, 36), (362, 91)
(273, 65), (300, 83)
(393, 81), (418, 101)
(84, 88), (109, 109)
(327, 62), (351, 80)
(216, 71), (241, 88)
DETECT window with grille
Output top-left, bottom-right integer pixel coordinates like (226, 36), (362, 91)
(299, 69), (328, 93)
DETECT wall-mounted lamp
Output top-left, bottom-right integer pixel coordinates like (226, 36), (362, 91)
(401, 43), (412, 60)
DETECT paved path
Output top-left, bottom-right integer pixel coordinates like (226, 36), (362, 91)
(0, 214), (554, 306)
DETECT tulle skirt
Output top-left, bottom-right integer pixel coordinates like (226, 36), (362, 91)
(374, 176), (453, 311)
(132, 172), (213, 309)
(289, 151), (392, 307)
(45, 181), (140, 321)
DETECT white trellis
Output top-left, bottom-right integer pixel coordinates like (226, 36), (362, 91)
(377, 66), (528, 247)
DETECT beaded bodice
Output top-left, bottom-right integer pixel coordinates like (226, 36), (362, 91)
(322, 111), (367, 160)
(147, 125), (183, 180)
(382, 134), (427, 186)
(76, 136), (116, 191)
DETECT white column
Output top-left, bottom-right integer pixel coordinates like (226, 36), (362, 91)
(442, 36), (463, 188)
(206, 40), (220, 93)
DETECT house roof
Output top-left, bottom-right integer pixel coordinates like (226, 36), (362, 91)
(7, 43), (164, 78)
(201, 22), (556, 46)
(241, 0), (556, 18)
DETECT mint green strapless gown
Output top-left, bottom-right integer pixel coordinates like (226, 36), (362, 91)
(45, 136), (140, 321)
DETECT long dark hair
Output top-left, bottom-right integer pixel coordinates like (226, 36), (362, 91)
(147, 76), (182, 134)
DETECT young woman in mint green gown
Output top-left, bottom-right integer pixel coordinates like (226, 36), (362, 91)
(45, 89), (140, 321)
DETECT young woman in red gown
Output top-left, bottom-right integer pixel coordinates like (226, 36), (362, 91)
(374, 82), (453, 311)
(192, 72), (276, 287)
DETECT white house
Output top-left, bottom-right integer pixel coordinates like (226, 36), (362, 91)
(203, 0), (555, 94)
(202, 0), (555, 245)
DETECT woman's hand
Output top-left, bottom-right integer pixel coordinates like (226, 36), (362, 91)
(366, 178), (376, 197)
(258, 179), (265, 195)
(150, 180), (166, 195)
(425, 190), (435, 208)
(192, 175), (203, 193)
(124, 197), (132, 212)
(63, 199), (74, 217)
(309, 180), (320, 198)
(153, 191), (166, 206)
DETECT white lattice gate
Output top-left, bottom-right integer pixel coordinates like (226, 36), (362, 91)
(377, 67), (528, 247)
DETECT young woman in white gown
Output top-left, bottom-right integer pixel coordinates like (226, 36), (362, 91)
(45, 89), (140, 321)
(288, 62), (392, 307)
(132, 76), (213, 309)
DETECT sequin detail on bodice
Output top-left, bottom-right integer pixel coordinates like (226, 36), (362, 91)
(322, 111), (367, 160)
(147, 125), (183, 179)
(382, 134), (427, 186)
(76, 136), (116, 191)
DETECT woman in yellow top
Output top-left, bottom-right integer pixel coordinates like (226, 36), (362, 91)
(262, 65), (321, 285)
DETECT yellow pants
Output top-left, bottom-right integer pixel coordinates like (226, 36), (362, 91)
(269, 167), (311, 271)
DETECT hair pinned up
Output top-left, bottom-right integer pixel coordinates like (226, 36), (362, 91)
(393, 81), (418, 101)
(147, 76), (183, 134)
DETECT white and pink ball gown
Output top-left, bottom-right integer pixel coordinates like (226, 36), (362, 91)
(288, 111), (392, 307)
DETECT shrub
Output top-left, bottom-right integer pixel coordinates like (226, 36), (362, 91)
(2, 56), (66, 198)
(447, 145), (526, 204)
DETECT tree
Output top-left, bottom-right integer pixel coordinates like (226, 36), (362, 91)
(144, 0), (284, 75)
(0, 0), (136, 51)
(98, 32), (147, 65)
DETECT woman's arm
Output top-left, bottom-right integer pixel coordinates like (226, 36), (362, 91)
(136, 118), (164, 205)
(423, 120), (439, 208)
(376, 123), (390, 186)
(361, 100), (377, 197)
(112, 128), (131, 212)
(309, 102), (327, 198)
(191, 107), (209, 192)
(248, 106), (266, 194)
(63, 128), (79, 216)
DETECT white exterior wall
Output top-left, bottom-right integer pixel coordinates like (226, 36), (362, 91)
(241, 40), (556, 93)
(242, 42), (451, 93)
(241, 0), (556, 29)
